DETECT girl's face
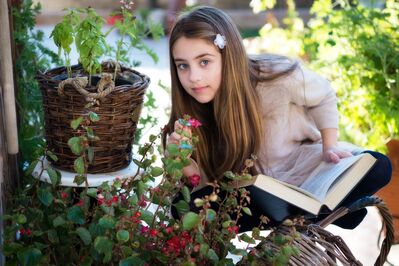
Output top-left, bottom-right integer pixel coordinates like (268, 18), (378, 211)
(172, 37), (222, 104)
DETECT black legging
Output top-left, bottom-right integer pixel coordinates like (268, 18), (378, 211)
(172, 151), (392, 232)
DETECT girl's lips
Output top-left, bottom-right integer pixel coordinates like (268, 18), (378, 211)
(192, 86), (207, 92)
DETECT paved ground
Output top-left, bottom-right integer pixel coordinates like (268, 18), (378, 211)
(37, 26), (398, 265)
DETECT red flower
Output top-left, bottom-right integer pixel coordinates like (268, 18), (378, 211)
(76, 200), (84, 207)
(112, 195), (119, 203)
(20, 228), (25, 235)
(188, 118), (202, 129)
(165, 227), (173, 234)
(60, 192), (68, 199)
(26, 229), (32, 236)
(188, 174), (201, 187)
(227, 225), (239, 234)
(98, 198), (104, 206)
(105, 199), (113, 206)
(149, 229), (158, 237)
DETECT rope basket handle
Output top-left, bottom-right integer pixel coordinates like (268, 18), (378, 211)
(317, 196), (394, 266)
(57, 73), (115, 102)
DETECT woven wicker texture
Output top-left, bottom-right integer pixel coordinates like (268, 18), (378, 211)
(37, 63), (149, 173)
(238, 196), (394, 266)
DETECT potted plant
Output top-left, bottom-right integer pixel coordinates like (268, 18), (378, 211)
(1, 115), (290, 265)
(36, 1), (164, 174)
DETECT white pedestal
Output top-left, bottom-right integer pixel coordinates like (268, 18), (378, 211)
(33, 158), (139, 187)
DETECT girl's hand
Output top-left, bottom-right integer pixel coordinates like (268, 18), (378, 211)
(166, 120), (192, 146)
(323, 146), (352, 164)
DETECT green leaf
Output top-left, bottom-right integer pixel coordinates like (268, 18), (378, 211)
(239, 233), (256, 244)
(87, 188), (98, 198)
(71, 116), (84, 130)
(116, 230), (130, 242)
(182, 212), (200, 230)
(206, 209), (217, 222)
(68, 136), (84, 155)
(81, 256), (93, 266)
(166, 143), (179, 156)
(120, 245), (133, 257)
(182, 186), (191, 202)
(17, 248), (42, 266)
(47, 166), (61, 186)
(99, 216), (116, 229)
(85, 127), (95, 139)
(16, 214), (27, 224)
(67, 206), (85, 225)
(139, 209), (154, 226)
(24, 159), (39, 176)
(150, 166), (163, 177)
(242, 207), (252, 216)
(53, 216), (66, 227)
(200, 243), (209, 256)
(38, 189), (53, 207)
(76, 227), (92, 245)
(73, 174), (86, 186)
(136, 181), (146, 197)
(74, 156), (85, 174)
(149, 134), (157, 142)
(46, 150), (58, 162)
(88, 111), (100, 122)
(87, 146), (94, 163)
(207, 249), (219, 263)
(47, 229), (59, 243)
(119, 256), (145, 266)
(94, 236), (113, 254)
(173, 200), (190, 217)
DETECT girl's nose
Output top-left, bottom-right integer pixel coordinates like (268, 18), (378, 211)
(189, 69), (202, 83)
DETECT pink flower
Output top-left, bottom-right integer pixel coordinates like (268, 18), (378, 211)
(165, 227), (173, 234)
(188, 174), (201, 187)
(188, 118), (202, 129)
(138, 195), (147, 208)
(141, 225), (149, 234)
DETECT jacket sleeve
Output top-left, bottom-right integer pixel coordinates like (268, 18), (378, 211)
(288, 64), (339, 130)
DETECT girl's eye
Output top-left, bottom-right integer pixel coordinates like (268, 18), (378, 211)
(177, 63), (188, 70)
(200, 60), (209, 66)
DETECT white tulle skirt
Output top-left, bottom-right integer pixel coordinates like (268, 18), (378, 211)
(266, 141), (363, 186)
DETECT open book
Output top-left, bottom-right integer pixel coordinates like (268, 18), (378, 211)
(253, 153), (376, 215)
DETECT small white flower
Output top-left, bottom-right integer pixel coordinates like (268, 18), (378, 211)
(214, 34), (226, 49)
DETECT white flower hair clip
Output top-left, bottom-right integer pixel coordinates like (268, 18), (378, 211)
(214, 34), (226, 49)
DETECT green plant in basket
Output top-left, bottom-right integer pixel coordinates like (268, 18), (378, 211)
(37, 0), (164, 174)
(50, 1), (163, 81)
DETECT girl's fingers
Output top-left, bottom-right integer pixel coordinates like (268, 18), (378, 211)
(174, 120), (183, 131)
(167, 132), (181, 144)
(174, 120), (192, 137)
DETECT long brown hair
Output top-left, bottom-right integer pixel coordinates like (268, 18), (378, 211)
(164, 6), (297, 180)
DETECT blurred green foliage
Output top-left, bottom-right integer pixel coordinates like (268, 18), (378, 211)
(248, 0), (399, 152)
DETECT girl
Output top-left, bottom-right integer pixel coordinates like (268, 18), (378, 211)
(164, 6), (392, 232)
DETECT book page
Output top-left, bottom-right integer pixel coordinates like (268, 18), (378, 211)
(299, 154), (364, 201)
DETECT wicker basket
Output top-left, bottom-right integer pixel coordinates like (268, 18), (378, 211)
(37, 63), (149, 173)
(238, 196), (394, 266)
